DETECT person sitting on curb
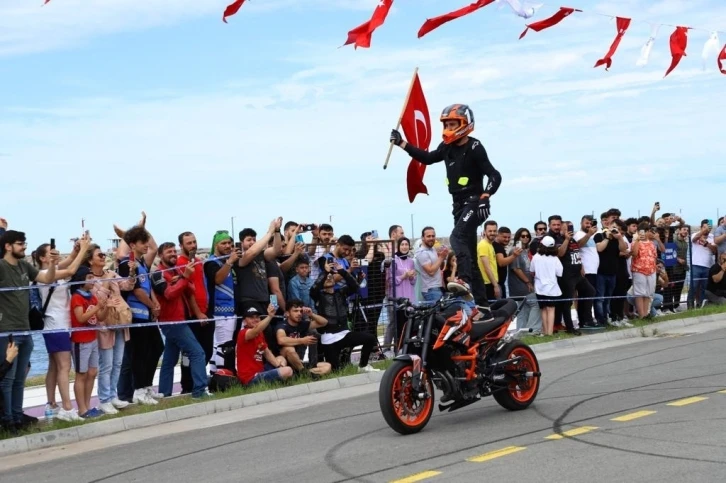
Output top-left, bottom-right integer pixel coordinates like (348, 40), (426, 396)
(276, 299), (332, 378)
(236, 305), (294, 386)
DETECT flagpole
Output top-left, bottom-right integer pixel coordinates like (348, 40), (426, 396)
(383, 66), (419, 170)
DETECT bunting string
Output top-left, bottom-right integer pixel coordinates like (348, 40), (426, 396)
(39, 0), (726, 76)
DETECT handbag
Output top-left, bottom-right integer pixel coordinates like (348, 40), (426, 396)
(29, 284), (56, 331)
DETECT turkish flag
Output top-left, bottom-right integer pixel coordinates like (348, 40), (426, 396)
(343, 0), (394, 49)
(594, 17), (631, 70)
(222, 0), (247, 23)
(519, 7), (581, 39)
(418, 0), (495, 39)
(400, 74), (432, 203)
(719, 44), (726, 74)
(664, 26), (689, 77)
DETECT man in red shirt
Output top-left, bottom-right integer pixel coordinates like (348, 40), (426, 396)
(236, 305), (293, 386)
(176, 231), (213, 395)
(152, 242), (211, 399)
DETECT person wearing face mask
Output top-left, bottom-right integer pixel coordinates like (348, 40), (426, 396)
(384, 237), (416, 354)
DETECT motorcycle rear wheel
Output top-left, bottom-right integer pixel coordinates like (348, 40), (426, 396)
(492, 341), (540, 411)
(379, 360), (435, 435)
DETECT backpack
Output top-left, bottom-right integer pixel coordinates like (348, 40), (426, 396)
(28, 283), (55, 331)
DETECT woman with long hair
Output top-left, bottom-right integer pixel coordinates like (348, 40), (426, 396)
(384, 237), (416, 354)
(509, 228), (541, 333)
(530, 236), (564, 336)
(33, 237), (91, 422)
(354, 232), (387, 338)
(84, 244), (133, 414)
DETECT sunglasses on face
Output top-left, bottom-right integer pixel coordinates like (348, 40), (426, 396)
(536, 228), (546, 232)
(96, 253), (106, 259)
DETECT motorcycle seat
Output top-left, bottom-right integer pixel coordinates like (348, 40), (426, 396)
(469, 299), (518, 340)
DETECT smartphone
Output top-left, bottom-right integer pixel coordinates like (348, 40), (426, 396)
(567, 224), (574, 233)
(707, 219), (713, 227)
(50, 238), (56, 250)
(7, 333), (13, 345)
(371, 229), (378, 238)
(295, 234), (304, 243)
(270, 294), (278, 308)
(515, 241), (522, 249)
(235, 242), (242, 251)
(303, 224), (315, 232)
(129, 251), (135, 263)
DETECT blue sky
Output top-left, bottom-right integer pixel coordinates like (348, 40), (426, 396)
(1, 0), (725, 251)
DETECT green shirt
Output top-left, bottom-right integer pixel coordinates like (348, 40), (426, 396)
(0, 259), (40, 331)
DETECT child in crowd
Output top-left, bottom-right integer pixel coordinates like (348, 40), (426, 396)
(70, 267), (108, 418)
(529, 236), (562, 336)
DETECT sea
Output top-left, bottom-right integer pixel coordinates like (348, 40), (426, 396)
(29, 333), (49, 376)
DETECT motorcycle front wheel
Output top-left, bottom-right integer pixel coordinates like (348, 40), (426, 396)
(379, 360), (435, 435)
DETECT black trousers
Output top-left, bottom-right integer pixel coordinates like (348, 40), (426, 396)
(450, 196), (488, 307)
(180, 320), (215, 394)
(555, 274), (595, 329)
(323, 332), (377, 370)
(611, 275), (631, 320)
(666, 270), (686, 311)
(130, 322), (164, 390)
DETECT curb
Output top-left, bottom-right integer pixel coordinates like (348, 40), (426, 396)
(529, 314), (725, 355)
(0, 371), (384, 459)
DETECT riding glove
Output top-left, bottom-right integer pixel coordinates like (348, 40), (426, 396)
(478, 197), (491, 222)
(390, 129), (403, 146)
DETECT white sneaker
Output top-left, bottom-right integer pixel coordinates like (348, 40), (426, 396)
(99, 402), (119, 415)
(111, 398), (130, 409)
(620, 320), (634, 328)
(146, 387), (164, 399)
(133, 389), (158, 405)
(56, 408), (83, 422)
(45, 403), (60, 416)
(360, 365), (381, 373)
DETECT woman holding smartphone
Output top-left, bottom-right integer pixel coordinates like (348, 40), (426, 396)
(630, 223), (659, 318)
(33, 236), (91, 422)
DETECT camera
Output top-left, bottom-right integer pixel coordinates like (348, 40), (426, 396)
(610, 228), (619, 235)
(303, 224), (315, 232)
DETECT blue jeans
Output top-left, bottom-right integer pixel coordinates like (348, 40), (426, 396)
(595, 274), (617, 323)
(159, 325), (207, 398)
(627, 292), (663, 317)
(0, 334), (34, 423)
(688, 265), (709, 307)
(98, 331), (125, 404)
(249, 363), (284, 385)
(422, 288), (443, 304)
(516, 293), (542, 332)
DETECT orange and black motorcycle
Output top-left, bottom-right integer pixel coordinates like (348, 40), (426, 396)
(379, 291), (541, 435)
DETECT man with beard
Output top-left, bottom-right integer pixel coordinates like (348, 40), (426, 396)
(176, 231), (214, 395)
(0, 230), (62, 431)
(204, 230), (240, 374)
(152, 243), (210, 399)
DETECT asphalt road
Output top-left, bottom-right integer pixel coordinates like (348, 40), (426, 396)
(3, 327), (726, 483)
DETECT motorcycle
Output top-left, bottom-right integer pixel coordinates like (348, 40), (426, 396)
(379, 289), (541, 435)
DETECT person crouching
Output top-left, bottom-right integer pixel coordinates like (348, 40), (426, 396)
(236, 305), (293, 386)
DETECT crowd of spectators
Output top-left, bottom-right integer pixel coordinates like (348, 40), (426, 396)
(0, 204), (723, 434)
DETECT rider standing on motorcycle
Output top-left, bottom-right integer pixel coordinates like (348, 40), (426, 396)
(390, 104), (502, 314)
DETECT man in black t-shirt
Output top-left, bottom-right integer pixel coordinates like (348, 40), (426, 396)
(706, 254), (726, 305)
(594, 223), (628, 325)
(546, 215), (593, 333)
(276, 299), (332, 376)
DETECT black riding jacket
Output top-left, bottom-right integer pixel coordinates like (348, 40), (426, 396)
(404, 137), (502, 202)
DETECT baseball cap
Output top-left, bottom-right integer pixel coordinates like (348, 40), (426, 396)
(541, 236), (555, 248)
(242, 306), (261, 318)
